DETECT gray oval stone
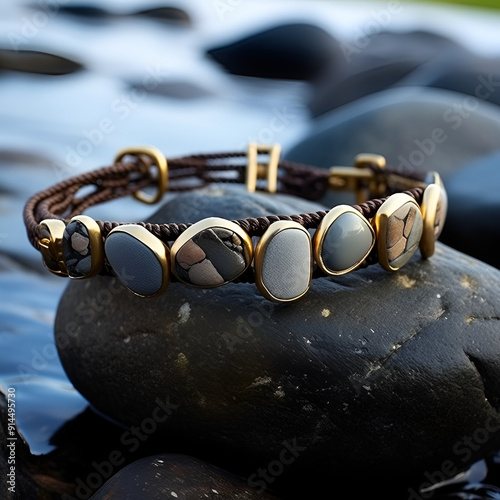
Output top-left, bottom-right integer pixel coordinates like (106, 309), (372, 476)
(259, 225), (312, 301)
(105, 230), (164, 297)
(321, 212), (374, 274)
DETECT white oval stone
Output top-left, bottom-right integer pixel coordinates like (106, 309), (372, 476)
(259, 226), (312, 301)
(105, 228), (166, 297)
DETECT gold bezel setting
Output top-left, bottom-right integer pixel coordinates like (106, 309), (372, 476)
(254, 221), (312, 303)
(420, 172), (448, 259)
(374, 193), (423, 272)
(38, 219), (68, 277)
(313, 205), (375, 276)
(170, 217), (253, 289)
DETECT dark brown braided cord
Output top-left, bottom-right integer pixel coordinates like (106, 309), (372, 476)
(23, 151), (424, 252)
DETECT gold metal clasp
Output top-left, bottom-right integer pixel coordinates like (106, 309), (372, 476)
(114, 146), (168, 205)
(329, 153), (386, 204)
(38, 219), (68, 277)
(246, 143), (281, 194)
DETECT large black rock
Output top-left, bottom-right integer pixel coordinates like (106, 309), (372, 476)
(55, 188), (500, 498)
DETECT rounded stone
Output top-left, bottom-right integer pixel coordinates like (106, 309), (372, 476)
(206, 23), (341, 81)
(55, 187), (500, 498)
(62, 216), (102, 279)
(91, 454), (279, 500)
(105, 226), (167, 297)
(308, 30), (465, 117)
(285, 87), (500, 181)
(440, 152), (500, 270)
(63, 220), (90, 278)
(376, 196), (424, 271)
(171, 218), (252, 288)
(319, 211), (374, 274)
(256, 222), (312, 302)
(388, 204), (422, 265)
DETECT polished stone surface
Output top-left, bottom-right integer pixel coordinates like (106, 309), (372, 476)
(259, 225), (311, 301)
(174, 225), (248, 287)
(385, 203), (424, 270)
(63, 220), (92, 278)
(105, 230), (164, 297)
(321, 212), (373, 273)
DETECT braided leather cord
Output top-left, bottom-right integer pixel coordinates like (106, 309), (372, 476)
(23, 152), (424, 255)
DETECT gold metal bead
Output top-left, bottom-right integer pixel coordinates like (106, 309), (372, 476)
(255, 221), (312, 303)
(171, 217), (253, 288)
(62, 215), (104, 279)
(420, 172), (448, 259)
(105, 225), (170, 298)
(374, 193), (424, 272)
(314, 205), (375, 276)
(38, 219), (68, 277)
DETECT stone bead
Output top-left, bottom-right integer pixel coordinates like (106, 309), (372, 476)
(375, 194), (424, 271)
(314, 206), (375, 275)
(62, 215), (103, 279)
(255, 221), (312, 302)
(105, 225), (169, 297)
(420, 173), (448, 259)
(171, 218), (253, 288)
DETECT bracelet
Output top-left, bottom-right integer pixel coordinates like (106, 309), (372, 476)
(23, 144), (447, 303)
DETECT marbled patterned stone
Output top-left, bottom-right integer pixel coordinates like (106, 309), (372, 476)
(173, 220), (251, 288)
(62, 220), (92, 278)
(386, 203), (423, 269)
(256, 222), (312, 302)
